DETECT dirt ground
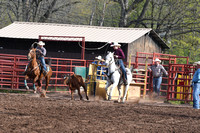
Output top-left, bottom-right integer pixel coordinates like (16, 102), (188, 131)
(0, 92), (199, 133)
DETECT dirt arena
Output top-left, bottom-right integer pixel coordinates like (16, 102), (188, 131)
(0, 92), (199, 133)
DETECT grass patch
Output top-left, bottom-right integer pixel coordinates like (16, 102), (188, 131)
(167, 100), (193, 105)
(0, 89), (32, 94)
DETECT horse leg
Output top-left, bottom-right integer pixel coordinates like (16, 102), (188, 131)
(82, 84), (89, 100)
(108, 82), (118, 101)
(122, 84), (129, 103)
(117, 84), (122, 102)
(43, 76), (50, 97)
(105, 82), (111, 99)
(24, 75), (29, 90)
(71, 89), (74, 100)
(122, 73), (132, 103)
(33, 83), (36, 93)
(77, 87), (83, 100)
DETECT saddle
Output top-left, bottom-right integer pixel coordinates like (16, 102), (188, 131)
(36, 59), (50, 73)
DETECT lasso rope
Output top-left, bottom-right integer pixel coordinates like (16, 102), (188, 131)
(78, 42), (110, 50)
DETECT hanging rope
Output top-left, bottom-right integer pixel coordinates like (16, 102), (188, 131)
(78, 42), (110, 50)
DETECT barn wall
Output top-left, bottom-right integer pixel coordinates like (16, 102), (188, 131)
(127, 35), (163, 66)
(128, 35), (162, 57)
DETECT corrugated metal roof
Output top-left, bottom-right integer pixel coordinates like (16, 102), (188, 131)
(0, 21), (169, 48)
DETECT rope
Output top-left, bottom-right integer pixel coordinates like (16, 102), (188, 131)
(78, 42), (109, 50)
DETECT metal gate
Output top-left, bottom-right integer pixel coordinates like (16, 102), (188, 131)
(0, 53), (88, 92)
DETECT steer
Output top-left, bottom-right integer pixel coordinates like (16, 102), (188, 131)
(64, 74), (89, 100)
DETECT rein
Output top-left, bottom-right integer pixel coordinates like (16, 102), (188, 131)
(30, 64), (40, 72)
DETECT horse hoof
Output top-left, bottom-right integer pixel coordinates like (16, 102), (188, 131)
(25, 86), (29, 90)
(40, 93), (45, 98)
(122, 99), (125, 103)
(108, 97), (111, 101)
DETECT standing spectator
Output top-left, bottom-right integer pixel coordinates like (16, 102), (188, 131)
(92, 55), (106, 80)
(192, 61), (200, 109)
(148, 58), (168, 97)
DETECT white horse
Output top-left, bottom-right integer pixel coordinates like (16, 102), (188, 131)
(104, 52), (133, 103)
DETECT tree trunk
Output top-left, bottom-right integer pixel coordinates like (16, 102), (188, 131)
(99, 0), (107, 26)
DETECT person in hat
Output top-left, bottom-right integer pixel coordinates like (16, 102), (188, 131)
(148, 58), (168, 97)
(92, 55), (107, 80)
(23, 41), (47, 76)
(36, 41), (47, 76)
(110, 42), (127, 85)
(192, 61), (200, 109)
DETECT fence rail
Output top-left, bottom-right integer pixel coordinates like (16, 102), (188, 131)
(0, 53), (88, 92)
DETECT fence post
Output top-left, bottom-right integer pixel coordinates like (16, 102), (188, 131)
(143, 56), (148, 99)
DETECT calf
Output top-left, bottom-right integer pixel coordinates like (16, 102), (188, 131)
(64, 74), (89, 100)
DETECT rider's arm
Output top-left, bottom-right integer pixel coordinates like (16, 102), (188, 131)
(41, 47), (46, 56)
(114, 49), (125, 59)
(117, 49), (125, 59)
(37, 47), (46, 56)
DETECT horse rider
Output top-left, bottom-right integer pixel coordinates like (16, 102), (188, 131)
(110, 42), (128, 85)
(36, 41), (47, 76)
(23, 41), (47, 76)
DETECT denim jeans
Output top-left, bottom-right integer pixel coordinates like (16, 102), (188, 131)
(193, 83), (200, 109)
(153, 77), (162, 96)
(118, 59), (127, 80)
(38, 57), (47, 71)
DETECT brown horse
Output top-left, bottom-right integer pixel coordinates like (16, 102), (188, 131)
(64, 74), (89, 100)
(24, 47), (52, 97)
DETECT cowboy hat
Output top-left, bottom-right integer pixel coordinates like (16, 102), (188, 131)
(154, 58), (161, 62)
(37, 41), (45, 46)
(110, 42), (121, 47)
(193, 61), (200, 65)
(95, 55), (104, 61)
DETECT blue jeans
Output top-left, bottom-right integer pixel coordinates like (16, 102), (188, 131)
(118, 59), (127, 80)
(38, 57), (47, 71)
(153, 77), (162, 95)
(193, 83), (200, 109)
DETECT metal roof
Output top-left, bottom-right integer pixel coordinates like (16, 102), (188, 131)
(0, 21), (169, 49)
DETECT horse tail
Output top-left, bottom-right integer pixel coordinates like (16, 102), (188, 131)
(63, 76), (69, 85)
(129, 66), (134, 73)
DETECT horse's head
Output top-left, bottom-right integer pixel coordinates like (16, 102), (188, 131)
(27, 48), (36, 60)
(105, 51), (114, 66)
